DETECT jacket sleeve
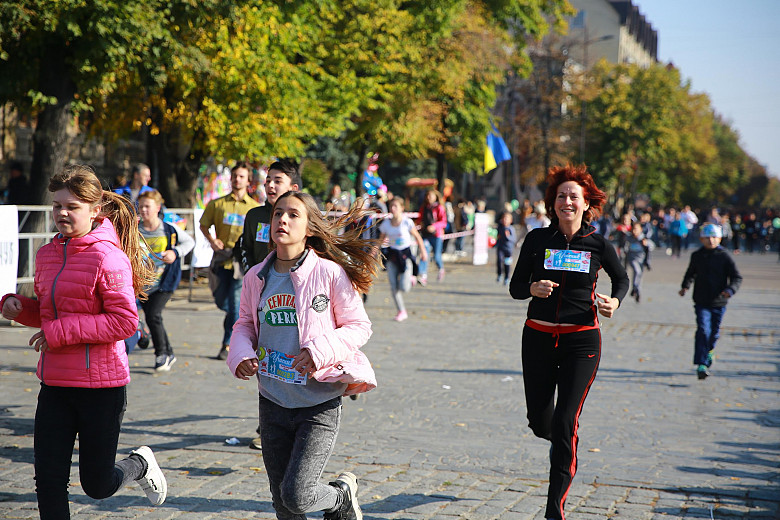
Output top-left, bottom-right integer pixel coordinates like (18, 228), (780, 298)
(171, 223), (195, 258)
(433, 205), (448, 232)
(302, 268), (372, 370)
(509, 231), (536, 300)
(41, 249), (138, 349)
(724, 255), (742, 296)
(227, 267), (260, 376)
(600, 236), (630, 303)
(681, 253), (697, 290)
(1, 293), (41, 328)
(237, 208), (258, 274)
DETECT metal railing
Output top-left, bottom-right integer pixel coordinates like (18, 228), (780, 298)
(14, 205), (198, 285)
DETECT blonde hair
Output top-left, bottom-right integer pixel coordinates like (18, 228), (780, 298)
(48, 165), (156, 299)
(272, 192), (381, 293)
(137, 189), (165, 206)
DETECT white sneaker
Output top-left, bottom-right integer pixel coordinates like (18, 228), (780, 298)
(325, 471), (362, 520)
(130, 446), (167, 505)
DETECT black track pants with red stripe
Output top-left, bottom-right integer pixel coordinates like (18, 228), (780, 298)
(521, 325), (601, 520)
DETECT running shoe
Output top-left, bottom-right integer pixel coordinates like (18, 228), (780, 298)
(164, 355), (176, 370)
(325, 472), (362, 520)
(130, 446), (167, 505)
(216, 344), (228, 361)
(154, 355), (168, 371)
(249, 436), (262, 450)
(394, 310), (408, 322)
(437, 269), (446, 282)
(697, 365), (709, 380)
(418, 275), (427, 287)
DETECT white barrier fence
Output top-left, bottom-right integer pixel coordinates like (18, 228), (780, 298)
(7, 206), (487, 298)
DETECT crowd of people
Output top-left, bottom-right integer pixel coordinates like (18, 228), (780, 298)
(0, 159), (769, 520)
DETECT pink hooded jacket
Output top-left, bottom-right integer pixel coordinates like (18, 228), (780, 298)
(226, 249), (377, 396)
(1, 219), (138, 388)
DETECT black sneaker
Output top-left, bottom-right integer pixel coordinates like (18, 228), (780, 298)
(154, 355), (168, 371)
(216, 344), (228, 361)
(697, 365), (709, 379)
(324, 472), (362, 520)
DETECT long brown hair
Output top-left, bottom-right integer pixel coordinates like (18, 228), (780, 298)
(48, 164), (156, 299)
(272, 192), (380, 294)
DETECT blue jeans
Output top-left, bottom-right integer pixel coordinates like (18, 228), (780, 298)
(419, 236), (443, 276)
(694, 305), (726, 366)
(213, 267), (242, 346)
(259, 395), (342, 519)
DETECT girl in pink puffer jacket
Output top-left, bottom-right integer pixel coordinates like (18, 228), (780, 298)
(227, 191), (381, 520)
(1, 165), (168, 516)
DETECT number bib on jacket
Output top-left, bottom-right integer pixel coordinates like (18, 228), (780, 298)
(544, 249), (591, 273)
(257, 347), (307, 385)
(255, 222), (270, 243)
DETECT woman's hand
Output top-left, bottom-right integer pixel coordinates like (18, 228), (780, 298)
(235, 358), (259, 380)
(596, 293), (619, 318)
(531, 280), (559, 298)
(29, 331), (49, 352)
(2, 297), (22, 320)
(292, 349), (316, 378)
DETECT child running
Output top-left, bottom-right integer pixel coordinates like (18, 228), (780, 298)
(623, 221), (649, 302)
(495, 211), (517, 285)
(679, 223), (742, 379)
(226, 191), (381, 520)
(137, 189), (195, 371)
(0, 165), (168, 517)
(378, 197), (428, 322)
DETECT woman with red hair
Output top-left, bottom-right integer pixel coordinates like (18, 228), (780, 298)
(509, 164), (628, 520)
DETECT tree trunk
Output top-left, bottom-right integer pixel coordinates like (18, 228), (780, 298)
(21, 38), (76, 280)
(436, 152), (448, 194)
(147, 114), (199, 209)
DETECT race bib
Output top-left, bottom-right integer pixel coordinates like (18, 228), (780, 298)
(255, 222), (270, 243)
(257, 347), (307, 385)
(544, 249), (591, 273)
(223, 212), (245, 226)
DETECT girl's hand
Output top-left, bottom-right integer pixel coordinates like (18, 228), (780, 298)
(161, 250), (177, 264)
(2, 297), (22, 320)
(292, 349), (316, 378)
(235, 358), (259, 380)
(29, 331), (49, 352)
(420, 249), (429, 262)
(596, 293), (619, 318)
(531, 280), (559, 298)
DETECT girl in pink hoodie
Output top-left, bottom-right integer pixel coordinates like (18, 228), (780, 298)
(227, 191), (380, 520)
(1, 165), (168, 516)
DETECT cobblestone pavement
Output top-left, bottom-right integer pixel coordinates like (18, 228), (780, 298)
(1, 249), (778, 519)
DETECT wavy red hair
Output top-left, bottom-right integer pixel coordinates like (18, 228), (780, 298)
(543, 164), (606, 224)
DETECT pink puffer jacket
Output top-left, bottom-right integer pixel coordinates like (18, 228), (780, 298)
(227, 249), (376, 396)
(1, 219), (138, 388)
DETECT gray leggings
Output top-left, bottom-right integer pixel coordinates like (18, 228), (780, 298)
(386, 257), (413, 312)
(259, 395), (342, 520)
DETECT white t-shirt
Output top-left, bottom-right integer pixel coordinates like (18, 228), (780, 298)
(379, 217), (415, 250)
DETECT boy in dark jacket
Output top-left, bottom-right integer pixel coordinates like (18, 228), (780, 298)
(679, 223), (742, 379)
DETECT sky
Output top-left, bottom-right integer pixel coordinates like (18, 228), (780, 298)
(636, 0), (780, 179)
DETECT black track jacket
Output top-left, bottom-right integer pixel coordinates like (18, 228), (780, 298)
(510, 224), (629, 326)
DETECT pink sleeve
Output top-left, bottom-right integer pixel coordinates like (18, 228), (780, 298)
(302, 269), (372, 370)
(41, 250), (138, 349)
(227, 266), (261, 377)
(1, 293), (41, 328)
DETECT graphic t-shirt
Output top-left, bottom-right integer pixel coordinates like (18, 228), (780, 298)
(379, 217), (415, 250)
(257, 267), (346, 408)
(140, 223), (168, 292)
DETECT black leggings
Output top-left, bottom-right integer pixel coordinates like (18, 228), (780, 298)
(140, 290), (173, 357)
(522, 325), (601, 520)
(34, 384), (144, 519)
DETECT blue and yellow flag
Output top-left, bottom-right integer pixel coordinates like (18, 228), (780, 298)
(484, 124), (511, 173)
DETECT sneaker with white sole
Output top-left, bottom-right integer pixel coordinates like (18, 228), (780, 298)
(154, 355), (168, 371)
(165, 355), (177, 370)
(393, 310), (408, 322)
(130, 446), (167, 505)
(324, 471), (361, 520)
